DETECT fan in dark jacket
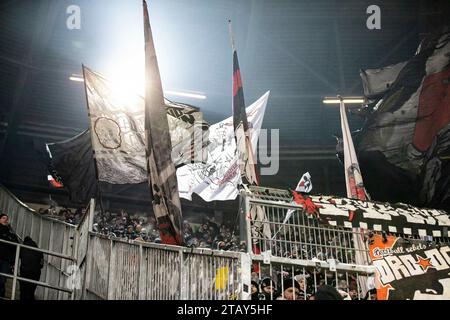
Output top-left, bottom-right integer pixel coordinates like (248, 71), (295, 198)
(0, 213), (19, 298)
(19, 236), (44, 300)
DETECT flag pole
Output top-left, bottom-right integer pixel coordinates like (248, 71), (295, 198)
(143, 0), (184, 245)
(337, 95), (370, 296)
(338, 95), (369, 200)
(228, 19), (236, 53)
(81, 64), (104, 213)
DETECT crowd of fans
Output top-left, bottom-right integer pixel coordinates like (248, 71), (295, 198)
(37, 204), (360, 265)
(36, 205), (361, 267)
(5, 205), (378, 301)
(91, 209), (246, 251)
(37, 205), (84, 225)
(36, 205), (245, 250)
(250, 268), (377, 300)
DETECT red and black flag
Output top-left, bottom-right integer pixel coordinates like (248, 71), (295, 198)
(229, 22), (271, 273)
(143, 0), (183, 245)
(229, 21), (259, 186)
(357, 28), (450, 210)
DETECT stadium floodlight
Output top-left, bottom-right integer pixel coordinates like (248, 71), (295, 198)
(69, 71), (207, 101)
(69, 74), (84, 82)
(165, 90), (207, 100)
(322, 96), (365, 105)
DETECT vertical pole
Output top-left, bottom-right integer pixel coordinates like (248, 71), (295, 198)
(21, 210), (26, 239)
(339, 98), (351, 199)
(338, 96), (370, 296)
(81, 198), (95, 299)
(179, 249), (187, 300)
(44, 222), (54, 300)
(105, 238), (113, 300)
(107, 239), (116, 300)
(239, 196), (246, 244)
(88, 198), (95, 233)
(36, 218), (44, 300)
(30, 213), (34, 240)
(137, 244), (143, 300)
(38, 219), (43, 248)
(11, 245), (20, 300)
(245, 197), (252, 254)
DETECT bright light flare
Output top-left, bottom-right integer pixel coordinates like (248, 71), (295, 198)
(165, 90), (207, 100)
(69, 75), (84, 82)
(323, 96), (365, 104)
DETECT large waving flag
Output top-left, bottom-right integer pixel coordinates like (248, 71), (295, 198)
(228, 22), (271, 264)
(357, 28), (450, 210)
(229, 21), (259, 186)
(360, 61), (407, 99)
(82, 66), (208, 185)
(143, 0), (183, 245)
(177, 92), (269, 201)
(83, 66), (147, 184)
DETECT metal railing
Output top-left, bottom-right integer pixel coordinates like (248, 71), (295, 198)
(240, 186), (376, 299)
(251, 257), (375, 300)
(0, 238), (76, 300)
(83, 234), (251, 300)
(0, 184), (79, 300)
(240, 186), (372, 264)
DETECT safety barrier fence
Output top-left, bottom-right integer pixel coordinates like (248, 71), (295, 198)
(240, 186), (378, 298)
(84, 234), (250, 300)
(240, 186), (372, 264)
(0, 184), (78, 300)
(250, 253), (375, 300)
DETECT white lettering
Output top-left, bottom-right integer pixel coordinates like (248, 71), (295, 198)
(66, 5), (81, 30)
(373, 259), (396, 285)
(440, 246), (450, 265)
(366, 5), (381, 30)
(399, 255), (425, 276)
(385, 256), (411, 280)
(425, 248), (450, 271)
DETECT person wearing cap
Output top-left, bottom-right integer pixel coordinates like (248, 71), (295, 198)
(276, 278), (301, 300)
(260, 277), (277, 300)
(0, 213), (19, 298)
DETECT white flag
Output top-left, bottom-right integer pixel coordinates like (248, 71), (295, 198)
(277, 172), (312, 234)
(83, 66), (208, 184)
(177, 91), (270, 201)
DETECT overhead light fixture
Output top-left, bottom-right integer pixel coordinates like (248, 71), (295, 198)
(69, 74), (84, 82)
(165, 90), (207, 100)
(323, 96), (365, 105)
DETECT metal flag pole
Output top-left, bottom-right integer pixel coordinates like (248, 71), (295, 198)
(337, 95), (371, 296)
